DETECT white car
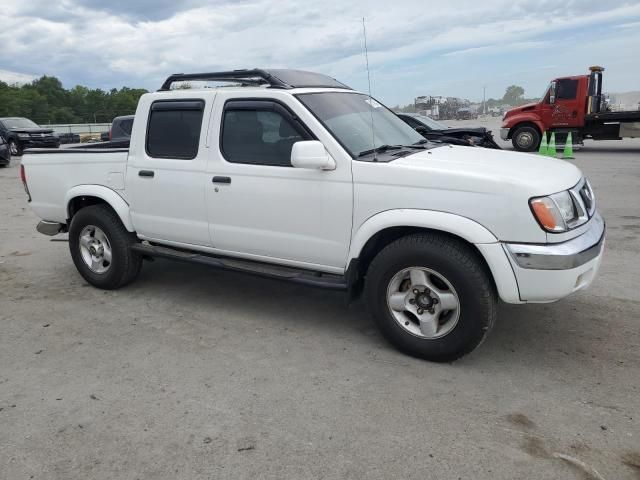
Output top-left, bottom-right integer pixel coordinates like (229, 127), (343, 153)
(20, 69), (605, 361)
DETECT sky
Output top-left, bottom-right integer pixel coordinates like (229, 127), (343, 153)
(1, 0), (640, 106)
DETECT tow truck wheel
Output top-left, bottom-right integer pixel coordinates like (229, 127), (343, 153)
(511, 125), (540, 152)
(365, 233), (497, 362)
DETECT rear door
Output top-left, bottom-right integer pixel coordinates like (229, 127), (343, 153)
(127, 95), (212, 246)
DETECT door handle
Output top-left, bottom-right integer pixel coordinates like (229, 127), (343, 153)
(212, 176), (231, 184)
(139, 170), (155, 178)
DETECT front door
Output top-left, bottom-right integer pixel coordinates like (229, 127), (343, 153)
(541, 78), (583, 130)
(127, 97), (212, 246)
(205, 98), (353, 270)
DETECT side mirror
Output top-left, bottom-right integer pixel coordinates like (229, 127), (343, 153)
(291, 140), (336, 170)
(549, 81), (557, 104)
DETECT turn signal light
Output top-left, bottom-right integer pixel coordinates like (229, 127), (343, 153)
(530, 197), (562, 232)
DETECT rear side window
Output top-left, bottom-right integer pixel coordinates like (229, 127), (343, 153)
(146, 100), (204, 159)
(556, 79), (579, 100)
(120, 119), (133, 135)
(221, 102), (309, 167)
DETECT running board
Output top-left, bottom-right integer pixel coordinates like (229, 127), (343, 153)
(131, 243), (348, 291)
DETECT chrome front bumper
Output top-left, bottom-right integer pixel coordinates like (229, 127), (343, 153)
(500, 127), (510, 141)
(505, 213), (605, 270)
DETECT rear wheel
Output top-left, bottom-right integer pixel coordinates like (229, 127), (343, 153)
(511, 125), (540, 152)
(365, 233), (496, 362)
(69, 204), (142, 289)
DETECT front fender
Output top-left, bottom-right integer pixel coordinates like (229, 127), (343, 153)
(348, 209), (498, 262)
(348, 209), (521, 304)
(504, 113), (545, 137)
(65, 185), (134, 232)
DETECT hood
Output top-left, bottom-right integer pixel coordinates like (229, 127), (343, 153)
(352, 145), (584, 243)
(9, 127), (55, 135)
(504, 102), (539, 117)
(437, 127), (487, 135)
(392, 145), (580, 195)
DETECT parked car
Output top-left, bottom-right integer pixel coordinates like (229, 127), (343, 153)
(109, 115), (134, 142)
(58, 132), (81, 144)
(456, 108), (477, 120)
(398, 113), (501, 149)
(20, 68), (605, 362)
(0, 117), (60, 156)
(0, 135), (9, 166)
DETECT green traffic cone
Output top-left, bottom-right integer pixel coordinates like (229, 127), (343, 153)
(562, 131), (575, 159)
(547, 132), (557, 157)
(538, 131), (548, 155)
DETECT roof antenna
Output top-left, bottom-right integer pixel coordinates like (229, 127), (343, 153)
(362, 17), (377, 161)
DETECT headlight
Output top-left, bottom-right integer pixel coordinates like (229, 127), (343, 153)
(530, 190), (577, 232)
(17, 133), (30, 139)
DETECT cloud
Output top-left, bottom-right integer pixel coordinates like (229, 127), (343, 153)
(0, 69), (38, 85)
(1, 0), (639, 104)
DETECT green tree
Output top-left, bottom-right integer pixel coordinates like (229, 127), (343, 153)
(503, 85), (525, 105)
(0, 76), (148, 125)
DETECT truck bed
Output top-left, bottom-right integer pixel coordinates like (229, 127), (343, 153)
(22, 146), (130, 224)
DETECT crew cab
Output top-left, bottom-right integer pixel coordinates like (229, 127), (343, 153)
(502, 66), (640, 151)
(21, 69), (605, 362)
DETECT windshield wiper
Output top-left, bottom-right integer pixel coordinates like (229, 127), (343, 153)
(358, 145), (403, 157)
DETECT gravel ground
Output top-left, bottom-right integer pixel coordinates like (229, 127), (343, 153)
(1, 120), (639, 479)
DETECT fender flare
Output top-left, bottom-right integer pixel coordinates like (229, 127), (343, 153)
(348, 209), (498, 263)
(347, 209), (521, 304)
(64, 185), (135, 232)
(508, 116), (545, 138)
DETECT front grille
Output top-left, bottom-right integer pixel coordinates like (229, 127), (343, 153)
(567, 178), (596, 228)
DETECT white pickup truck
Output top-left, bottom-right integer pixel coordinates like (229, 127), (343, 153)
(21, 69), (605, 361)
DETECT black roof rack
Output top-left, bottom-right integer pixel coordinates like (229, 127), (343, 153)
(159, 68), (351, 91)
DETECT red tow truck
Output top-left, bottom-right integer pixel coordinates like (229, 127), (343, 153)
(501, 66), (640, 151)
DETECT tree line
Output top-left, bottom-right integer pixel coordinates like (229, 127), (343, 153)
(0, 76), (147, 125)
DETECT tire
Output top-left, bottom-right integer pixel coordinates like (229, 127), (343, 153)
(365, 233), (496, 362)
(8, 139), (21, 157)
(69, 204), (142, 289)
(511, 125), (540, 152)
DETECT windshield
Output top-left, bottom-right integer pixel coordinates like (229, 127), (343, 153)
(2, 117), (39, 129)
(297, 92), (425, 157)
(413, 115), (447, 130)
(540, 83), (551, 103)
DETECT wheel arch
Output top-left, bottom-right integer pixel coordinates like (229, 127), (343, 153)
(65, 185), (134, 232)
(510, 120), (544, 139)
(346, 210), (520, 303)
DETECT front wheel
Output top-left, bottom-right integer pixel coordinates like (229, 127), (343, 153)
(69, 204), (142, 289)
(365, 233), (496, 362)
(511, 125), (540, 152)
(8, 140), (21, 157)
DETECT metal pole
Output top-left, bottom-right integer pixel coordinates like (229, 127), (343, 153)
(483, 85), (486, 115)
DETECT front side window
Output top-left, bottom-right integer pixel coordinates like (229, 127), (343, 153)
(297, 92), (424, 158)
(146, 100), (204, 159)
(221, 107), (305, 166)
